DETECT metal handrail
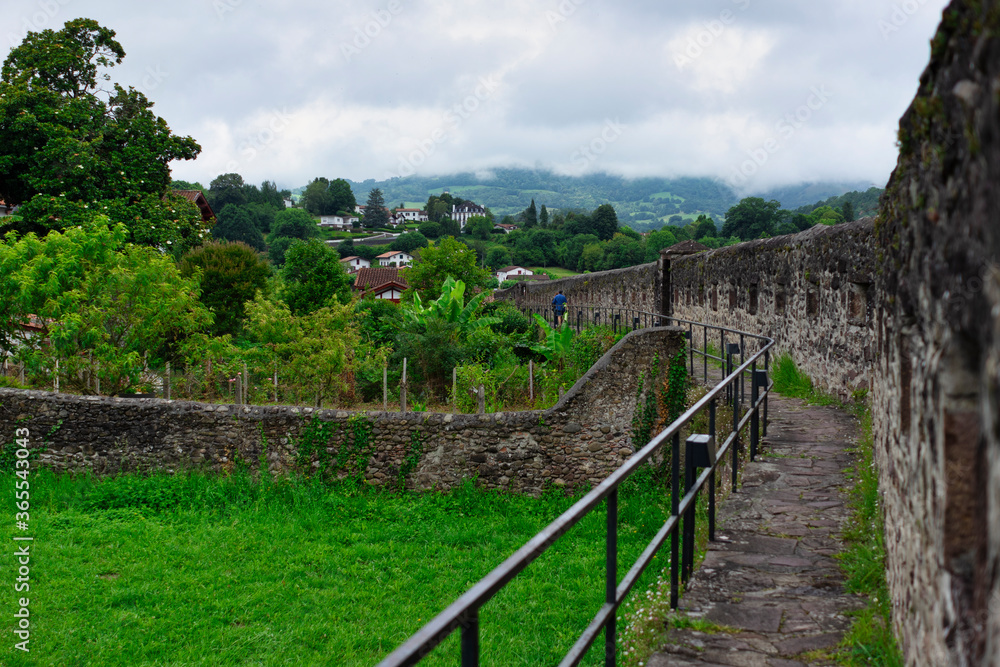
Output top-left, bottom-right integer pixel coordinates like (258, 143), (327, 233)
(377, 314), (774, 667)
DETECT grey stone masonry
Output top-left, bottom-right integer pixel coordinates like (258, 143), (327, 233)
(0, 328), (685, 495)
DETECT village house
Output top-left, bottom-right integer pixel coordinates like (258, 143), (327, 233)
(339, 256), (370, 273)
(495, 266), (534, 282)
(353, 267), (408, 303)
(171, 190), (216, 224)
(393, 208), (428, 222)
(452, 202), (487, 230)
(377, 250), (413, 267)
(319, 214), (359, 231)
(493, 223), (518, 234)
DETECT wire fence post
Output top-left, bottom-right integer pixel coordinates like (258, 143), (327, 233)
(452, 367), (458, 414)
(166, 361), (171, 400)
(401, 358), (408, 412)
(528, 360), (534, 404)
(54, 358), (59, 392)
(243, 361), (249, 404)
(273, 362), (278, 403)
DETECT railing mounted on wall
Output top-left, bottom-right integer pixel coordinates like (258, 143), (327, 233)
(377, 312), (774, 667)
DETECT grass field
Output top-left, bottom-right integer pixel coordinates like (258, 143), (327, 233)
(526, 266), (581, 279)
(1, 469), (675, 666)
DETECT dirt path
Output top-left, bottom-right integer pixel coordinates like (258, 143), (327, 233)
(648, 393), (866, 667)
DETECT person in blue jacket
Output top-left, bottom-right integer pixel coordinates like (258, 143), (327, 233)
(552, 290), (567, 326)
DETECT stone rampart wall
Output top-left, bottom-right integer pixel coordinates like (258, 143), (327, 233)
(0, 328), (685, 495)
(667, 219), (878, 399)
(495, 262), (661, 318)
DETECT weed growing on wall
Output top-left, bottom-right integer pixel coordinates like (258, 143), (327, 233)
(397, 428), (425, 491)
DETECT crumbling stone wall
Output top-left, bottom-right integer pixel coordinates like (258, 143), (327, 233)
(872, 1), (1000, 663)
(495, 262), (661, 320)
(0, 328), (684, 496)
(666, 219), (878, 399)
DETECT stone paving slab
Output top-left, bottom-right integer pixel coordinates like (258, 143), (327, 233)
(649, 395), (866, 666)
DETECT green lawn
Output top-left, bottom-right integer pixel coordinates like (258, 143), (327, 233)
(526, 266), (581, 279)
(1, 469), (672, 666)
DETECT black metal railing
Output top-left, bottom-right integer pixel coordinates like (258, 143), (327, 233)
(377, 313), (774, 667)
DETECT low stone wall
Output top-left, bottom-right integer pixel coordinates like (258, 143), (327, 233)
(0, 328), (685, 495)
(667, 219), (878, 399)
(495, 261), (661, 318)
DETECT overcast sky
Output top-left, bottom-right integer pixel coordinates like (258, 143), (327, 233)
(3, 0), (951, 192)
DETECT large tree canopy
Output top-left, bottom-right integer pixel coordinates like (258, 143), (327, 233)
(721, 197), (783, 241)
(0, 18), (202, 247)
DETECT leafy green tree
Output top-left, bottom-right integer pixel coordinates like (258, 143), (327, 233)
(418, 221), (442, 239)
(809, 205), (845, 226)
(524, 199), (538, 228)
(841, 201), (855, 222)
(539, 205), (549, 228)
(591, 204), (619, 241)
(580, 242), (605, 272)
(558, 233), (600, 269)
(401, 236), (492, 301)
(643, 228), (679, 262)
(301, 177), (332, 215)
(465, 215), (493, 240)
(721, 197), (783, 241)
(391, 231), (429, 254)
(179, 240), (271, 337)
(0, 19), (201, 244)
(207, 173), (248, 211)
(602, 232), (645, 269)
(0, 219), (212, 394)
(364, 188), (390, 228)
(280, 239), (352, 316)
(259, 180), (284, 209)
(268, 208), (318, 244)
(212, 204), (266, 252)
(243, 202), (277, 234)
(486, 246), (512, 270)
(439, 216), (461, 238)
(243, 295), (358, 406)
(691, 214), (717, 240)
(329, 178), (357, 213)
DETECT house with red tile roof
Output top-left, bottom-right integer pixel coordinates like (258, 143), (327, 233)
(353, 267), (409, 303)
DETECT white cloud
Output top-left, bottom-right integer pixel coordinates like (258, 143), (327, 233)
(1, 0), (952, 190)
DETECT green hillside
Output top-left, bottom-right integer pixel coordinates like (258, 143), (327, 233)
(337, 169), (879, 231)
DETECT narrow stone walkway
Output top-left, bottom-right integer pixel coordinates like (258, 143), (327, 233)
(649, 393), (866, 667)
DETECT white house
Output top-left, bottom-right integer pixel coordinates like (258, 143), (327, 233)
(339, 256), (370, 273)
(394, 208), (428, 222)
(494, 223), (518, 234)
(452, 203), (487, 230)
(377, 250), (413, 267)
(496, 266), (533, 282)
(319, 214), (359, 230)
(283, 198), (294, 208)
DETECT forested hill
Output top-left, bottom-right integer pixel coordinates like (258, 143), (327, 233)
(326, 169), (879, 231)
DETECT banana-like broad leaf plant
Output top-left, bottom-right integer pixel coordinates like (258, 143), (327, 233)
(530, 313), (574, 371)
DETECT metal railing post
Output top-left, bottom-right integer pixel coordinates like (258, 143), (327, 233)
(703, 325), (708, 383)
(708, 400), (717, 541)
(732, 368), (740, 492)
(688, 323), (694, 376)
(605, 489), (618, 666)
(670, 432), (680, 608)
(763, 348), (770, 437)
(750, 369), (759, 462)
(740, 334), (745, 406)
(461, 610), (479, 666)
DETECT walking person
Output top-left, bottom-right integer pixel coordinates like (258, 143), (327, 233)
(552, 290), (567, 326)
